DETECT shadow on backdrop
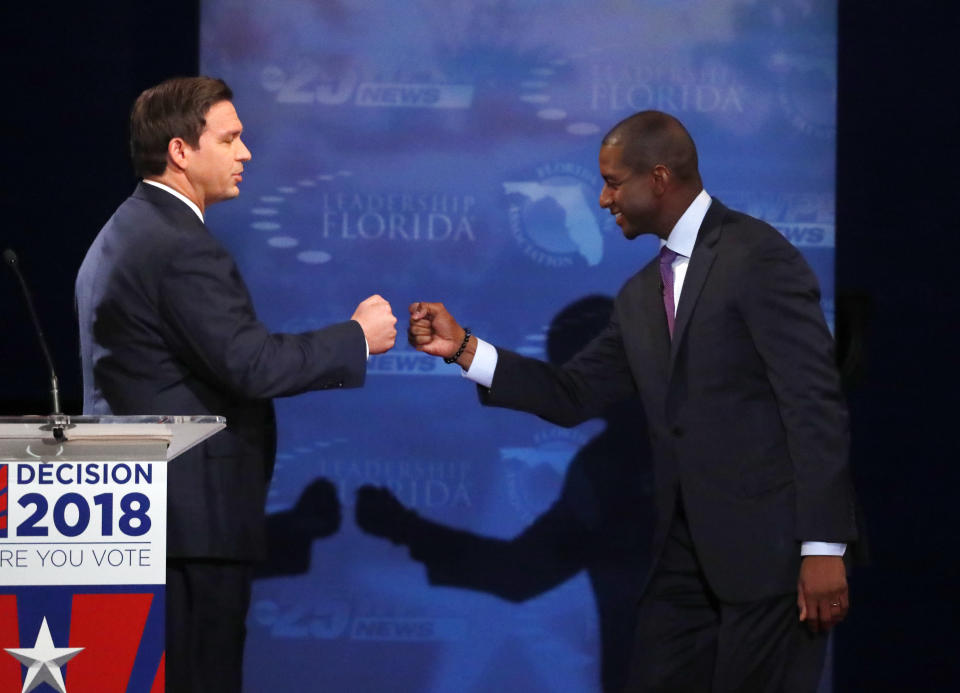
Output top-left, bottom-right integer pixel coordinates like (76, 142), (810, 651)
(356, 295), (655, 692)
(255, 478), (342, 579)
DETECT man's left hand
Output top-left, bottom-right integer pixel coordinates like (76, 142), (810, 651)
(797, 555), (848, 633)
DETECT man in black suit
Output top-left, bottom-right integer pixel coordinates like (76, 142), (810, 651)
(409, 111), (857, 692)
(75, 76), (397, 692)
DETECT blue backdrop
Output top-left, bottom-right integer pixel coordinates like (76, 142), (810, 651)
(199, 1), (837, 690)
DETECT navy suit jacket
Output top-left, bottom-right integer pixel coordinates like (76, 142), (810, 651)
(76, 182), (366, 561)
(480, 199), (858, 602)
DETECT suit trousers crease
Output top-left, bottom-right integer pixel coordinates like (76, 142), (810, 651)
(624, 503), (828, 693)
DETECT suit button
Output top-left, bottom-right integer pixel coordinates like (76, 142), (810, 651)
(672, 426), (684, 437)
(337, 382), (343, 388)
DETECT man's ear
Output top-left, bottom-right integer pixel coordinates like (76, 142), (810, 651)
(651, 164), (671, 195)
(167, 137), (189, 171)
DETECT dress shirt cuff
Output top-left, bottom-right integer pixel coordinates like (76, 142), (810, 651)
(365, 337), (370, 360)
(800, 541), (846, 557)
(461, 337), (497, 388)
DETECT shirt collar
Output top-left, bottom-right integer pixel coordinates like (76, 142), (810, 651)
(142, 179), (204, 222)
(662, 188), (711, 257)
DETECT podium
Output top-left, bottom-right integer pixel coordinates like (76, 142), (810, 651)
(0, 415), (224, 693)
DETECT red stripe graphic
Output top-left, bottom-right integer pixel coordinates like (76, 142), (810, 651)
(66, 593), (153, 692)
(0, 594), (21, 689)
(149, 652), (165, 693)
(1, 464), (8, 536)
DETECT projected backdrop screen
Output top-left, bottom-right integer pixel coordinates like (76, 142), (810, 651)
(200, 1), (837, 691)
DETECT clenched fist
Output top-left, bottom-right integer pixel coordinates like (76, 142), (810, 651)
(351, 294), (397, 354)
(408, 301), (476, 368)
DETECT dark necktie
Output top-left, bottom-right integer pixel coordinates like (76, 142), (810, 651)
(658, 245), (679, 338)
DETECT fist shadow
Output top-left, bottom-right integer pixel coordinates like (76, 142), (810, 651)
(255, 477), (341, 579)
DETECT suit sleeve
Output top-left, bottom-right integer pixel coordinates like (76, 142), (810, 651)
(480, 308), (637, 427)
(738, 237), (857, 543)
(157, 233), (366, 399)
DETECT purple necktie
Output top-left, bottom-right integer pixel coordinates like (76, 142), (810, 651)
(658, 245), (679, 338)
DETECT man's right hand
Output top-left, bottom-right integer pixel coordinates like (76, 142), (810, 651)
(351, 294), (397, 354)
(408, 301), (475, 368)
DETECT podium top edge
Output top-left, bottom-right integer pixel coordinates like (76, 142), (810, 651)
(0, 415), (226, 425)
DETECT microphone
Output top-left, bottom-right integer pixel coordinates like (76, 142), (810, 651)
(3, 249), (64, 425)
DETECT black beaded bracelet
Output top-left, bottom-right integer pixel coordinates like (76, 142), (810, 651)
(444, 327), (472, 364)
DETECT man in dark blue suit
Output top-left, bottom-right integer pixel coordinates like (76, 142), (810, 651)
(76, 76), (398, 692)
(409, 111), (857, 692)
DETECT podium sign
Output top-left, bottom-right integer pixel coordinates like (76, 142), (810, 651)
(0, 416), (224, 693)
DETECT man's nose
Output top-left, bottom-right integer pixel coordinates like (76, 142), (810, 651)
(598, 185), (611, 208)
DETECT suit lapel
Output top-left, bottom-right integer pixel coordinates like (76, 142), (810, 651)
(640, 260), (672, 370)
(668, 200), (726, 371)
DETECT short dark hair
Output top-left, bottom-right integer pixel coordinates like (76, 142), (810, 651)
(129, 76), (233, 178)
(602, 110), (701, 185)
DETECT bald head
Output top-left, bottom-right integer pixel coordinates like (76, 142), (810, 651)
(602, 111), (701, 188)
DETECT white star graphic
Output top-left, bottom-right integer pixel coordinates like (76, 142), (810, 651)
(4, 616), (84, 693)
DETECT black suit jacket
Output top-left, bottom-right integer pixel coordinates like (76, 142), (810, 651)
(76, 182), (366, 561)
(480, 199), (857, 602)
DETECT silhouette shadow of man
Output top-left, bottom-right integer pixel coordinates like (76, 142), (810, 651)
(356, 295), (655, 692)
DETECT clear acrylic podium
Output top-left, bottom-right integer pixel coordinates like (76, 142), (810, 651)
(0, 415), (224, 692)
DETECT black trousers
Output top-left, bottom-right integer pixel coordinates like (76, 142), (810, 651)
(166, 559), (254, 693)
(624, 506), (828, 693)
